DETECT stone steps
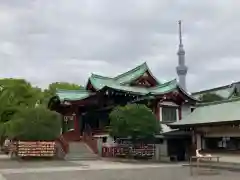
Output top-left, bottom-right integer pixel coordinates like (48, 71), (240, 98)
(65, 142), (99, 161)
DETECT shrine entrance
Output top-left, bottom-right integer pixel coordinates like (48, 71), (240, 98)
(80, 107), (112, 135)
(164, 130), (192, 161)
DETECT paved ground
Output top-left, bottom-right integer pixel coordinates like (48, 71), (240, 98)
(0, 160), (239, 180)
(0, 159), (79, 169)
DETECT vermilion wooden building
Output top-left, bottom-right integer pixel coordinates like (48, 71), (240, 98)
(48, 62), (198, 144)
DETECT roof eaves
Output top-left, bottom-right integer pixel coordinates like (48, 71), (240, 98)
(196, 96), (240, 107)
(91, 73), (113, 80)
(227, 85), (238, 99)
(177, 86), (200, 102)
(85, 73), (114, 90)
(169, 119), (240, 127)
(56, 89), (92, 94)
(99, 85), (147, 95)
(149, 89), (175, 95)
(148, 79), (178, 96)
(62, 94), (91, 102)
(191, 83), (235, 95)
(148, 79), (177, 90)
(88, 76), (102, 90)
(55, 89), (94, 102)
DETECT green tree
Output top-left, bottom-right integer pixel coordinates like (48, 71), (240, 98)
(199, 93), (224, 102)
(0, 79), (44, 143)
(6, 107), (61, 141)
(109, 104), (161, 139)
(0, 79), (43, 123)
(43, 82), (83, 105)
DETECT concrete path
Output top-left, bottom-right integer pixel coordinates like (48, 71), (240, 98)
(0, 160), (188, 180)
(0, 160), (183, 174)
(2, 165), (240, 180)
(0, 158), (239, 179)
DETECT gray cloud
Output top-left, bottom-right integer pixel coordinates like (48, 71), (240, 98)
(0, 0), (239, 91)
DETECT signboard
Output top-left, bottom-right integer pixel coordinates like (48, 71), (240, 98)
(63, 115), (74, 122)
(114, 143), (155, 158)
(17, 141), (55, 157)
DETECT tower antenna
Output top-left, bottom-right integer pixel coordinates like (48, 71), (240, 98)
(178, 20), (182, 45)
(176, 20), (188, 91)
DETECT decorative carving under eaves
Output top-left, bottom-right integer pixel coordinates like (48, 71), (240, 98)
(159, 101), (179, 107)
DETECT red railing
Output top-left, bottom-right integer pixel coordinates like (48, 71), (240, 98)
(102, 147), (117, 157)
(56, 135), (69, 154)
(83, 132), (98, 154)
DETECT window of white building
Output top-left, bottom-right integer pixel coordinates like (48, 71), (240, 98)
(161, 106), (178, 123)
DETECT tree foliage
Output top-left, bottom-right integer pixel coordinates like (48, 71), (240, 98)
(0, 78), (82, 142)
(109, 104), (161, 139)
(5, 107), (61, 141)
(199, 93), (224, 102)
(0, 79), (43, 123)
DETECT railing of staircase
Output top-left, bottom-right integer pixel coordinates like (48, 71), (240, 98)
(83, 125), (98, 154)
(56, 135), (69, 154)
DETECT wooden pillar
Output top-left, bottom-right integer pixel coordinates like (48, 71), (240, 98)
(154, 101), (160, 120)
(191, 129), (197, 156)
(178, 106), (182, 120)
(196, 134), (202, 149)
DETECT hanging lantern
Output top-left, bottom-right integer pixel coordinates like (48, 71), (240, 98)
(63, 101), (71, 105)
(105, 90), (109, 95)
(64, 115), (74, 122)
(147, 100), (151, 106)
(63, 116), (68, 122)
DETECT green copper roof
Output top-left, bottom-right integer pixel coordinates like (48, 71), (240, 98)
(149, 79), (178, 94)
(170, 97), (240, 127)
(55, 79), (185, 102)
(55, 79), (197, 102)
(56, 89), (93, 102)
(192, 87), (233, 99)
(192, 82), (240, 100)
(89, 74), (114, 90)
(104, 84), (149, 95)
(114, 62), (160, 84)
(114, 62), (148, 83)
(101, 79), (178, 95)
(53, 63), (197, 103)
(88, 62), (161, 90)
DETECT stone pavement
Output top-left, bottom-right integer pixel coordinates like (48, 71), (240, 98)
(0, 160), (238, 180)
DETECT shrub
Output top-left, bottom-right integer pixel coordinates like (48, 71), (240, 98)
(109, 104), (161, 139)
(6, 107), (61, 141)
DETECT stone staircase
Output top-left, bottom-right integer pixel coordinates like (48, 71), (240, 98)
(65, 142), (99, 161)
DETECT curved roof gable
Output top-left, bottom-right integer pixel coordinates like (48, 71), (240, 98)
(113, 62), (160, 85)
(86, 62), (161, 90)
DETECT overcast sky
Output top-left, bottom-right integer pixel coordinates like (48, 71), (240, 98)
(0, 0), (239, 92)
